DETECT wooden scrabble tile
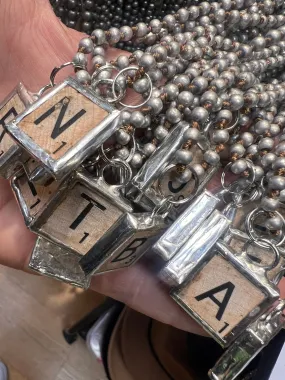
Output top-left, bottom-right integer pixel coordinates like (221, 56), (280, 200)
(15, 173), (59, 218)
(0, 93), (26, 157)
(155, 146), (204, 202)
(40, 184), (123, 255)
(175, 254), (266, 339)
(95, 231), (157, 273)
(157, 167), (196, 203)
(18, 86), (108, 159)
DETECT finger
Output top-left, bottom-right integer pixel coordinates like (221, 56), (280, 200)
(91, 261), (206, 334)
(0, 0), (124, 97)
(0, 185), (36, 269)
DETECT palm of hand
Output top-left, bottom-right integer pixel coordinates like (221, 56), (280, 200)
(0, 0), (284, 335)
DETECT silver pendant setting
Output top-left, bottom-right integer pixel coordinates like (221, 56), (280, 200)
(6, 77), (121, 181)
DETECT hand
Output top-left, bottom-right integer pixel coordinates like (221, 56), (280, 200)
(0, 0), (284, 335)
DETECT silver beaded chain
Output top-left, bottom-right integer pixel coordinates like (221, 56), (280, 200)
(58, 0), (285, 249)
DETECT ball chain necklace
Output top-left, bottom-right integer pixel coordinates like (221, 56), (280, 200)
(1, 1), (285, 379)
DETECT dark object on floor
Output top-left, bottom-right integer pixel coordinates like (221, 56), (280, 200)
(64, 299), (285, 380)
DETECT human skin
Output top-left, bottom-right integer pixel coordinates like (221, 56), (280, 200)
(0, 0), (284, 334)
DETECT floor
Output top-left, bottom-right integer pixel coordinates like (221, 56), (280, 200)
(0, 265), (108, 380)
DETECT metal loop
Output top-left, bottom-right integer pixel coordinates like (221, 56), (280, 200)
(271, 266), (285, 286)
(91, 64), (117, 82)
(243, 239), (280, 271)
(222, 111), (240, 132)
(37, 84), (53, 98)
(100, 159), (133, 189)
(112, 66), (153, 109)
(50, 62), (74, 87)
(35, 62), (75, 98)
(221, 159), (256, 195)
(92, 78), (126, 103)
(125, 133), (137, 163)
(100, 145), (113, 164)
(150, 196), (173, 219)
(81, 152), (101, 168)
(156, 164), (200, 205)
(231, 187), (260, 208)
(205, 111), (240, 139)
(245, 208), (285, 248)
(100, 136), (136, 164)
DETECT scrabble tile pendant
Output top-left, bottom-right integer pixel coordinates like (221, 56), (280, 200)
(6, 77), (121, 181)
(171, 239), (279, 347)
(11, 165), (60, 226)
(0, 83), (34, 178)
(79, 211), (167, 275)
(13, 167), (167, 275)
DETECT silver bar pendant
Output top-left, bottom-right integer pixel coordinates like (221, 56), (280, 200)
(0, 83), (34, 178)
(29, 236), (91, 289)
(132, 121), (190, 193)
(209, 300), (285, 380)
(161, 210), (231, 287)
(129, 121), (190, 211)
(153, 190), (220, 261)
(6, 77), (121, 181)
(79, 212), (166, 275)
(129, 120), (219, 211)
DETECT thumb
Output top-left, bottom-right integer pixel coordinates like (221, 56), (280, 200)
(0, 0), (84, 94)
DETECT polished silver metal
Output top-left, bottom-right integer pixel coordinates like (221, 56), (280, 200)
(131, 121), (190, 194)
(91, 64), (117, 82)
(153, 190), (220, 261)
(12, 164), (133, 230)
(0, 83), (34, 179)
(172, 239), (280, 347)
(222, 226), (285, 285)
(161, 210), (231, 287)
(79, 211), (167, 275)
(205, 111), (240, 140)
(6, 77), (121, 181)
(209, 299), (285, 380)
(29, 236), (91, 288)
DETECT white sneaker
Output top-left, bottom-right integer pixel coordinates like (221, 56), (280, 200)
(0, 362), (8, 380)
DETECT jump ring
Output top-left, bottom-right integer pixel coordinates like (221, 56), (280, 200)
(101, 159), (133, 189)
(92, 78), (125, 103)
(245, 208), (285, 248)
(150, 196), (173, 219)
(221, 159), (256, 195)
(244, 238), (280, 271)
(112, 66), (153, 109)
